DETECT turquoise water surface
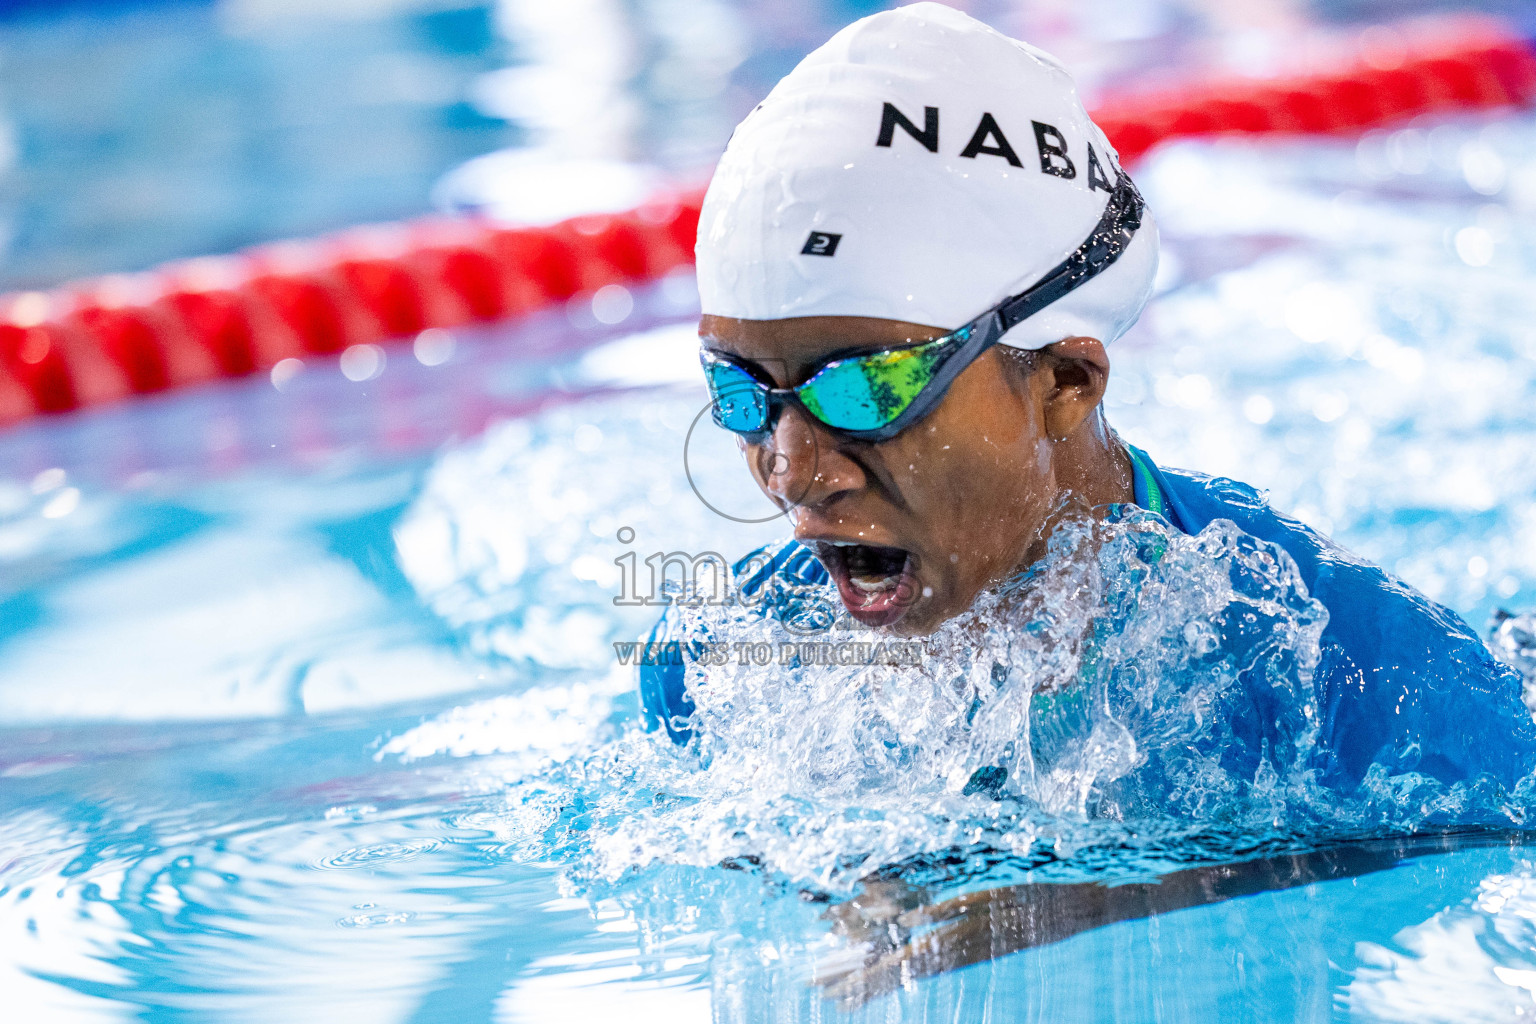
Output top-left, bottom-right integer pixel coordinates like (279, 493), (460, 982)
(5, 0), (1536, 1005)
(3, 111), (1536, 1021)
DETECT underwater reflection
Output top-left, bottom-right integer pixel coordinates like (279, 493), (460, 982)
(816, 828), (1536, 1009)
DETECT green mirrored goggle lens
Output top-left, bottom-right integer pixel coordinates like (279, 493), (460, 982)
(797, 338), (951, 432)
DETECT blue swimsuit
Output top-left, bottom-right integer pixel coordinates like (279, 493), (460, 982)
(640, 448), (1536, 792)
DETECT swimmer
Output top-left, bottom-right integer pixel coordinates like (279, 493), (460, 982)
(637, 0), (1536, 992)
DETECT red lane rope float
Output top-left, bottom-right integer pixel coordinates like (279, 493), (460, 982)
(1092, 19), (1536, 162)
(0, 21), (1533, 427)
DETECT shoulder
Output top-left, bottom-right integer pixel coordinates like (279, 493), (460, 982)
(1154, 463), (1385, 593)
(1155, 464), (1535, 787)
(1157, 464), (1484, 653)
(1154, 464), (1282, 534)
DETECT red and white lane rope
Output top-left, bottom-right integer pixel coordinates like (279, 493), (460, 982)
(1, 18), (1531, 426)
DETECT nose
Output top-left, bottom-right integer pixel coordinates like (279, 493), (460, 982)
(752, 403), (865, 515)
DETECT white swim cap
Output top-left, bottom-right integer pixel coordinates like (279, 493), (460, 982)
(696, 2), (1159, 349)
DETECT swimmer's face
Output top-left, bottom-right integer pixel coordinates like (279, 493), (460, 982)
(699, 314), (1114, 635)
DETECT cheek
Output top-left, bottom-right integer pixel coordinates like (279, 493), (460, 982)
(937, 448), (1051, 552)
(919, 399), (1046, 507)
(903, 393), (1055, 587)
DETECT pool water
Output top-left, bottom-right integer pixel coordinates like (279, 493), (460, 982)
(6, 102), (1536, 1024)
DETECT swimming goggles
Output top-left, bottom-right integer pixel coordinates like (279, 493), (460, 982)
(701, 174), (1145, 444)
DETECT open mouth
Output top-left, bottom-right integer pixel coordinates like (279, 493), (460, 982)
(815, 541), (919, 628)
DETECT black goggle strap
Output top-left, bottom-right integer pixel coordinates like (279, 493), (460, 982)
(996, 174), (1146, 334)
(870, 176), (1144, 441)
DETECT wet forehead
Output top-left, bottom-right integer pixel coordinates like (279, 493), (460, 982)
(698, 314), (948, 387)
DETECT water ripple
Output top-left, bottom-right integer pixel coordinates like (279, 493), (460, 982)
(314, 838), (441, 870)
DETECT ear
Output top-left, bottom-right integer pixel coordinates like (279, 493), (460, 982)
(1040, 336), (1111, 442)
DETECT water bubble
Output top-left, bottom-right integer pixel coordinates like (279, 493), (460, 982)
(1174, 374), (1212, 410)
(1243, 395), (1274, 425)
(337, 910), (416, 928)
(1311, 392), (1349, 423)
(1455, 226), (1495, 267)
(323, 804), (378, 822)
(1387, 129), (1430, 175)
(414, 328), (455, 366)
(30, 467), (65, 494)
(270, 357), (304, 391)
(39, 487), (80, 519)
(340, 344), (386, 382)
(8, 291), (49, 326)
(1461, 143), (1507, 196)
(591, 284), (634, 325)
